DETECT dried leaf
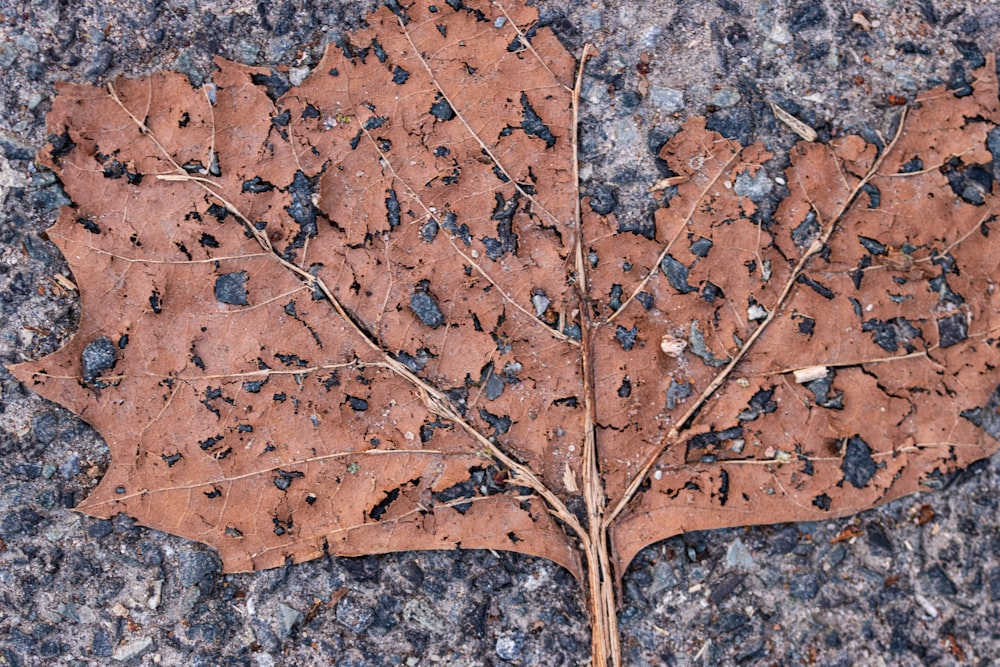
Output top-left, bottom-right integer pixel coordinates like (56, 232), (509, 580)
(9, 2), (1000, 665)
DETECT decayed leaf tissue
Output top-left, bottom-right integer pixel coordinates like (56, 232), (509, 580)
(9, 0), (1000, 664)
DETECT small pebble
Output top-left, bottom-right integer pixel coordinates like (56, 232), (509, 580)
(112, 636), (153, 662)
(733, 168), (773, 202)
(710, 88), (741, 108)
(178, 551), (220, 587)
(649, 86), (684, 113)
(289, 66), (310, 86)
(336, 594), (375, 633)
(276, 603), (304, 638)
(16, 32), (40, 54)
(789, 572), (822, 600)
(233, 39), (260, 65)
(726, 537), (755, 570)
(495, 629), (526, 661)
(0, 47), (17, 68)
(769, 24), (792, 45)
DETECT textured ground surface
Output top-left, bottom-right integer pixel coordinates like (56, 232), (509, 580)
(3, 1), (1000, 665)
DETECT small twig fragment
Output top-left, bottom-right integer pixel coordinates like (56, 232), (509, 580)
(648, 175), (690, 191)
(792, 365), (829, 383)
(52, 274), (78, 292)
(770, 102), (817, 142)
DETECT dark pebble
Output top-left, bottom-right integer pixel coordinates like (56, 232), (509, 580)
(186, 621), (228, 644)
(96, 577), (125, 606)
(85, 46), (113, 81)
(139, 541), (163, 567)
(769, 526), (799, 555)
(91, 630), (114, 658)
(789, 571), (822, 600)
(398, 560), (424, 591)
(38, 640), (63, 658)
(987, 127), (1000, 180)
(705, 108), (753, 145)
(789, 1), (827, 31)
(409, 291), (444, 328)
(866, 522), (893, 555)
(112, 512), (140, 539)
(273, 0), (296, 36)
(21, 234), (55, 263)
(709, 573), (745, 605)
(178, 550), (221, 587)
(214, 272), (249, 306)
(588, 183), (618, 215)
(371, 594), (401, 632)
(342, 555), (380, 583)
(948, 61), (972, 97)
(736, 639), (767, 662)
(792, 542), (815, 558)
(336, 594), (376, 633)
(960, 15), (980, 34)
(80, 336), (117, 386)
(34, 490), (56, 510)
(30, 183), (71, 212)
(824, 544), (847, 570)
(11, 463), (41, 480)
(5, 508), (44, 538)
(618, 89), (642, 110)
(0, 137), (34, 161)
(922, 564), (958, 595)
(25, 61), (45, 81)
(67, 552), (98, 586)
(484, 373), (505, 400)
(615, 210), (657, 239)
(988, 566), (1000, 601)
(841, 436), (876, 488)
(1, 513), (22, 538)
(473, 564), (512, 593)
(886, 608), (911, 652)
(624, 578), (649, 608)
(8, 628), (35, 652)
(712, 610), (748, 634)
(86, 519), (114, 539)
(250, 70), (290, 101)
(615, 325), (638, 351)
(953, 39), (985, 68)
(173, 49), (205, 87)
(979, 384), (1000, 440)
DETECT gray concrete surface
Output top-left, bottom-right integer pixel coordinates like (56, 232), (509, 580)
(2, 1), (1000, 665)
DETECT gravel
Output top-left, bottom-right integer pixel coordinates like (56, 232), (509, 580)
(3, 0), (1000, 665)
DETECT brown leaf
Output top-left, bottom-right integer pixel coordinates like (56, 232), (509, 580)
(8, 2), (1000, 665)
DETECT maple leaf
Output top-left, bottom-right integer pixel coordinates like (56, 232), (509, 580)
(9, 1), (1000, 665)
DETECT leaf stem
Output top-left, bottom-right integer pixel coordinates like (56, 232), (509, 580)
(572, 43), (621, 667)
